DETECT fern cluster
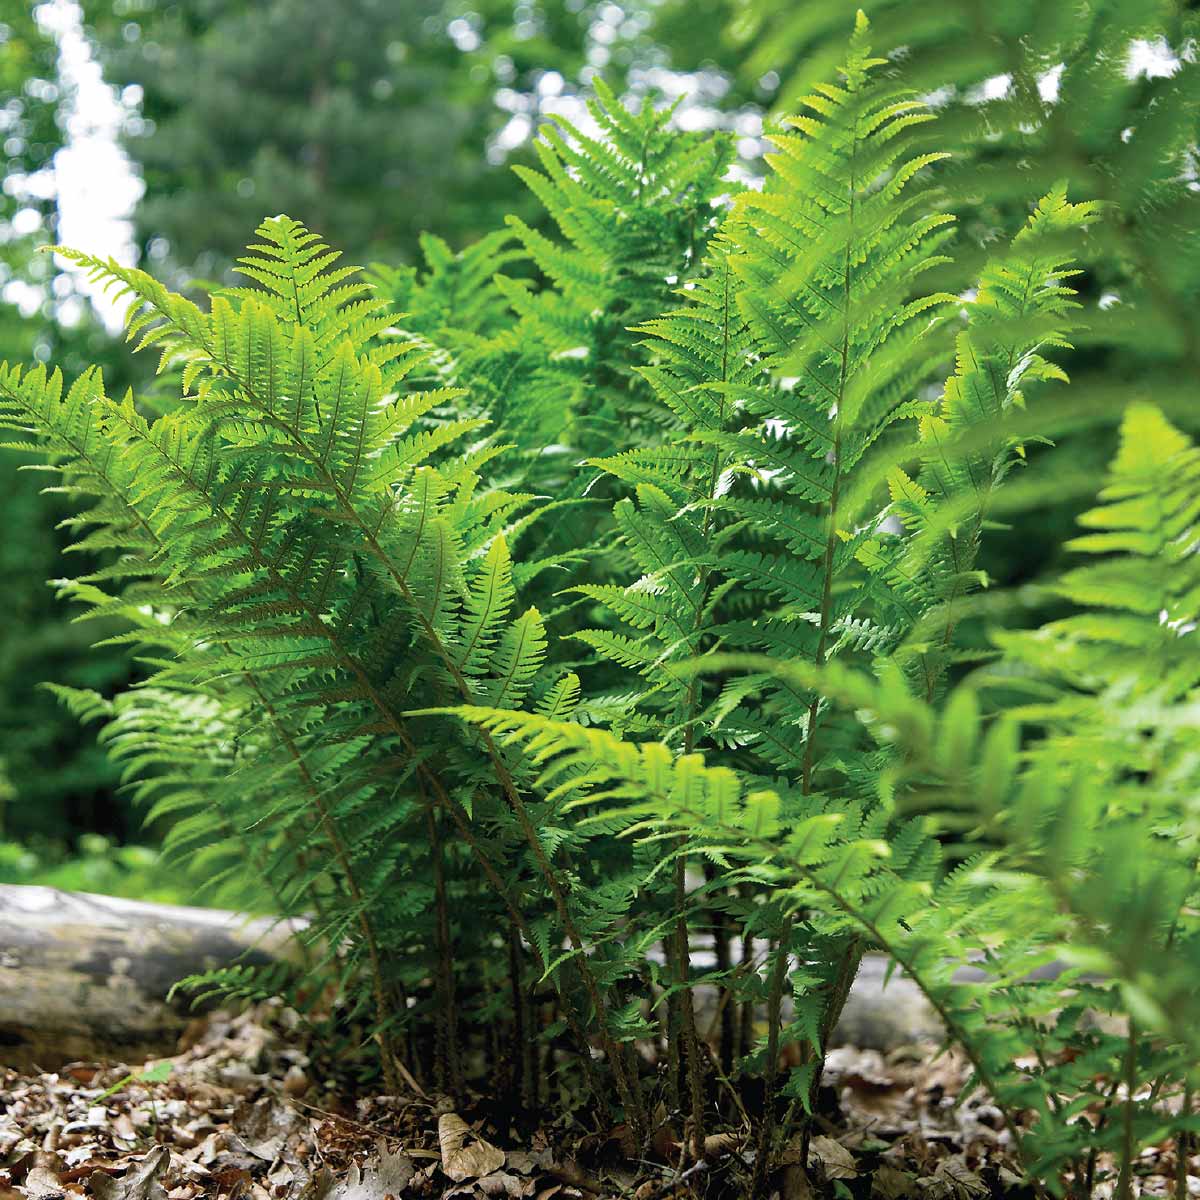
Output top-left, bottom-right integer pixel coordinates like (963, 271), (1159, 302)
(4, 10), (1198, 1197)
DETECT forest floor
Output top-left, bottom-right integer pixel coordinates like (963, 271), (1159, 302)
(0, 1001), (1185, 1200)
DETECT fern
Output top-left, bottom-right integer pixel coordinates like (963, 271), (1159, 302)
(588, 22), (960, 1163)
(873, 184), (1102, 697)
(3, 13), (1198, 1195)
(1, 219), (589, 1099)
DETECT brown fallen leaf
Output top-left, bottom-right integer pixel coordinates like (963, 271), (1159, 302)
(88, 1145), (170, 1200)
(504, 1150), (553, 1176)
(17, 1162), (66, 1200)
(230, 1098), (300, 1162)
(339, 1143), (415, 1200)
(918, 1157), (987, 1200)
(872, 1164), (917, 1199)
(702, 1133), (741, 1159)
(438, 1115), (505, 1184)
(470, 1170), (534, 1198)
(109, 1116), (136, 1149)
(809, 1136), (858, 1181)
(1, 1126), (36, 1168)
(299, 1140), (415, 1200)
(668, 1131), (741, 1163)
(293, 1168), (336, 1200)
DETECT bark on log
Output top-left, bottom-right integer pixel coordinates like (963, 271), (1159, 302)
(0, 885), (302, 1072)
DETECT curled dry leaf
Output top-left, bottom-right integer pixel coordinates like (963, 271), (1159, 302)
(438, 1114), (505, 1183)
(483, 1172), (534, 1197)
(701, 1132), (741, 1159)
(88, 1145), (170, 1200)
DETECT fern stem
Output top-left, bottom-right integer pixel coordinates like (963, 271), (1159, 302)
(508, 923), (536, 1114)
(673, 856), (705, 1161)
(1118, 1020), (1138, 1200)
(708, 865), (735, 1077)
(737, 898), (754, 1063)
(426, 803), (462, 1094)
(252, 680), (407, 1094)
(82, 273), (639, 1121)
(751, 921), (793, 1195)
(477, 730), (645, 1133)
(426, 714), (642, 1115)
(664, 254), (738, 1159)
(662, 944), (683, 1114)
(95, 400), (486, 1097)
(1081, 1075), (1124, 1199)
(743, 815), (1039, 1175)
(420, 773), (604, 1107)
(755, 387), (846, 1191)
(1176, 1085), (1191, 1200)
(777, 84), (872, 1170)
(101, 357), (618, 1114)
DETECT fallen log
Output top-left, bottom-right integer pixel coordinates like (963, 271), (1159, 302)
(833, 954), (942, 1049)
(0, 884), (946, 1073)
(0, 885), (302, 1072)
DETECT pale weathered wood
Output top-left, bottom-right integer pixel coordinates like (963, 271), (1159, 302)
(0, 885), (302, 1071)
(833, 954), (942, 1049)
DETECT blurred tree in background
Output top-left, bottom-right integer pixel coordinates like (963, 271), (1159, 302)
(85, 0), (518, 274)
(82, 0), (679, 276)
(0, 0), (135, 862)
(0, 3), (61, 293)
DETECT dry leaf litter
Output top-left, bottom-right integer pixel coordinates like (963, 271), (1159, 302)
(2, 1003), (1193, 1199)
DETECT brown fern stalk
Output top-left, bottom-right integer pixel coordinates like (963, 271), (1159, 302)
(508, 924), (536, 1113)
(1176, 1087), (1191, 1200)
(753, 93), (858, 1182)
(1117, 1021), (1138, 1200)
(426, 802), (462, 1094)
(96, 386), (600, 1107)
